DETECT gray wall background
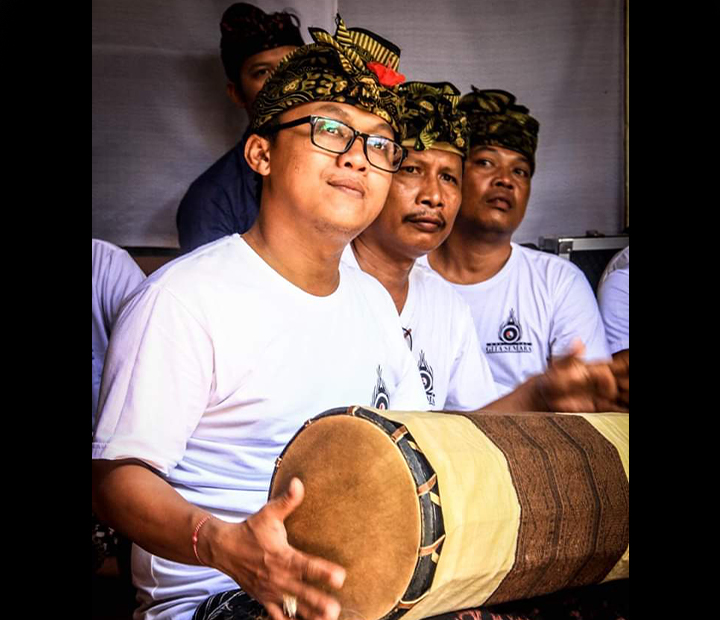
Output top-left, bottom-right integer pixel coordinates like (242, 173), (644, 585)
(92, 0), (626, 248)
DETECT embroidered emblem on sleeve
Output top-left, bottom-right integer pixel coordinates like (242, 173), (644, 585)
(417, 350), (436, 406)
(372, 365), (390, 410)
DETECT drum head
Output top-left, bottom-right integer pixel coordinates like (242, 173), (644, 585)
(271, 415), (422, 620)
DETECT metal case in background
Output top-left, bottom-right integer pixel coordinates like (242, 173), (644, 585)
(538, 232), (629, 294)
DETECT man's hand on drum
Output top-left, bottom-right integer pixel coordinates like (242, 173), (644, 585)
(534, 340), (627, 413)
(202, 477), (346, 620)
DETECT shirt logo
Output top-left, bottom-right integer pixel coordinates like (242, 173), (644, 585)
(417, 350), (436, 406)
(486, 309), (533, 354)
(372, 365), (390, 410)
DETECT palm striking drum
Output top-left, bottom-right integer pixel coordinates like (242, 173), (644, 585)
(269, 407), (629, 620)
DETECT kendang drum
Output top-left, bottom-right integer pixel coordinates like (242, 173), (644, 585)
(269, 407), (629, 620)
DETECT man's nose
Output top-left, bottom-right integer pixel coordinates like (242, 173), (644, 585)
(337, 136), (368, 172)
(418, 177), (444, 208)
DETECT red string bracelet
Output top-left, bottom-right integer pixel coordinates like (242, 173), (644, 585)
(192, 515), (212, 566)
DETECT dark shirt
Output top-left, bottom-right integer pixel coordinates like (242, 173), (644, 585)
(176, 131), (260, 253)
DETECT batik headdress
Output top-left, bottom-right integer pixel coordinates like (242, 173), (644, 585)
(250, 15), (406, 136)
(399, 81), (468, 157)
(459, 87), (540, 172)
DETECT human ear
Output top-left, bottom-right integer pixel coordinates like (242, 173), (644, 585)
(244, 134), (272, 176)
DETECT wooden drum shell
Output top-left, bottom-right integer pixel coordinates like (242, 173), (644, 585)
(270, 407), (629, 620)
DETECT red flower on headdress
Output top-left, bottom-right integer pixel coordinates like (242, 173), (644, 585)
(367, 62), (406, 87)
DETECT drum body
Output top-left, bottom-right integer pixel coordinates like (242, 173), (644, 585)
(269, 407), (629, 620)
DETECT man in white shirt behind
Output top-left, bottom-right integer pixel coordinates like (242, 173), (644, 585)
(598, 246), (629, 357)
(420, 88), (615, 397)
(92, 238), (146, 576)
(346, 81), (626, 415)
(598, 245), (629, 407)
(92, 238), (146, 430)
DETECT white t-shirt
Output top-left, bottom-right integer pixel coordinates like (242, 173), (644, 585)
(418, 243), (610, 396)
(341, 247), (497, 411)
(597, 246), (629, 354)
(92, 234), (428, 620)
(92, 239), (146, 429)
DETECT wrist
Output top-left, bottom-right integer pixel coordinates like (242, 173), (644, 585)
(198, 517), (259, 590)
(192, 515), (213, 565)
(521, 375), (551, 411)
(193, 514), (231, 570)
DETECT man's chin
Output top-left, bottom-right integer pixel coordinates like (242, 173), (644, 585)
(405, 239), (440, 261)
(466, 212), (519, 238)
(312, 218), (373, 243)
(336, 208), (385, 233)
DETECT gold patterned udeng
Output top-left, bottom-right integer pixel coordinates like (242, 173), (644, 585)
(399, 81), (469, 157)
(251, 15), (405, 136)
(459, 87), (540, 171)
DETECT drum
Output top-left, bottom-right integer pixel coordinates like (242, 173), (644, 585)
(269, 407), (629, 620)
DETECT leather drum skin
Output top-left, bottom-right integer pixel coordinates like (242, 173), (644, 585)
(269, 407), (629, 620)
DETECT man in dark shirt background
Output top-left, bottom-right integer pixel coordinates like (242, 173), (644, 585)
(176, 3), (304, 253)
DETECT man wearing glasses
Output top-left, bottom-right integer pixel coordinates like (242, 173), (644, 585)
(92, 17), (426, 620)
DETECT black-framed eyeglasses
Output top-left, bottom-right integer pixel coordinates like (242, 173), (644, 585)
(267, 115), (407, 173)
